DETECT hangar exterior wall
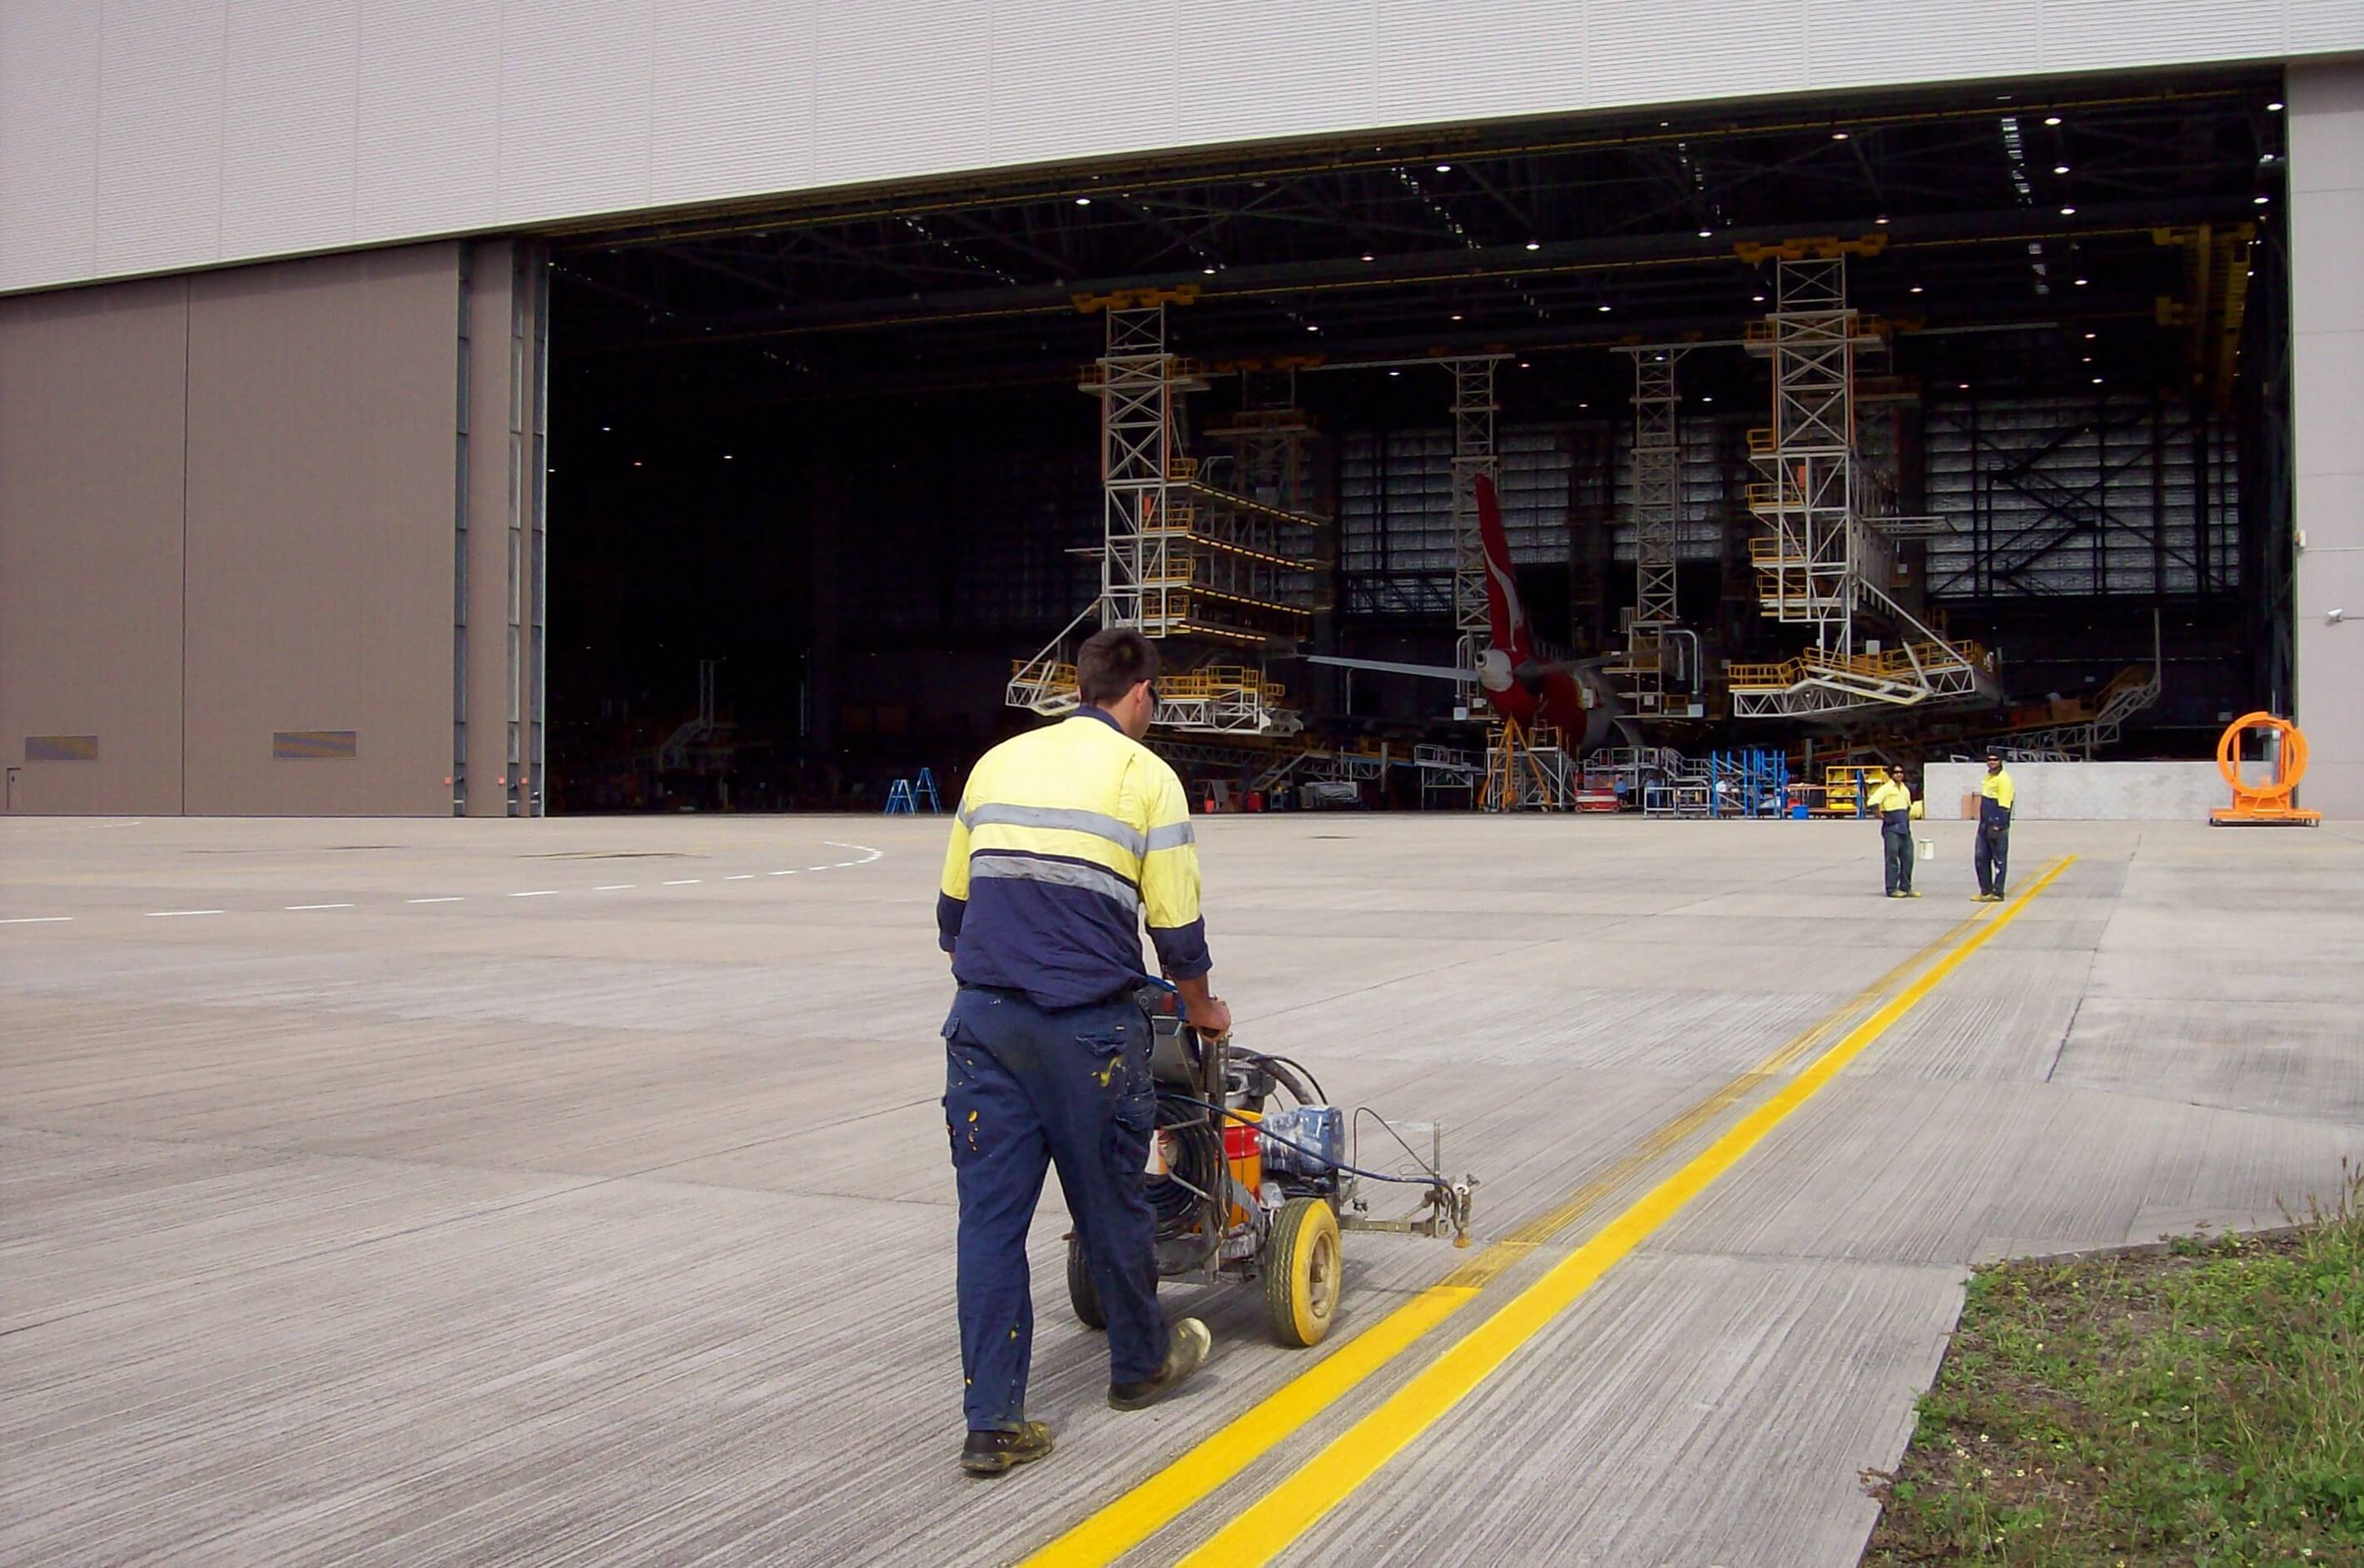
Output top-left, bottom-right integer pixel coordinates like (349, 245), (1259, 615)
(0, 241), (541, 817)
(0, 280), (189, 815)
(4, 0), (2360, 297)
(2289, 62), (2364, 819)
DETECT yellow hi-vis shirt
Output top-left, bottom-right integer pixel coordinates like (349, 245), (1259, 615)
(1979, 767), (2016, 828)
(938, 707), (1209, 1009)
(1866, 778), (1913, 820)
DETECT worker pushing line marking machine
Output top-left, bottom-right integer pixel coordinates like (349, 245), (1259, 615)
(1067, 980), (1478, 1349)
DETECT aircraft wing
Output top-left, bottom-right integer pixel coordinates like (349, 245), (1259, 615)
(1304, 654), (1482, 685)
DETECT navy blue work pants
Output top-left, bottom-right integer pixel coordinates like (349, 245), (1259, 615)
(942, 986), (1169, 1432)
(1975, 821), (2009, 896)
(1882, 821), (1914, 894)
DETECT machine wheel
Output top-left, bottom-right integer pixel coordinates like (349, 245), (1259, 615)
(1067, 1236), (1105, 1331)
(1263, 1198), (1343, 1347)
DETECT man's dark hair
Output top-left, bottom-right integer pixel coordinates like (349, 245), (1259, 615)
(1076, 627), (1160, 707)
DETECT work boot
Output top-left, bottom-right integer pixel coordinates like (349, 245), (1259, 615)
(1905, 890), (1922, 898)
(1109, 1317), (1212, 1411)
(961, 1421), (1054, 1477)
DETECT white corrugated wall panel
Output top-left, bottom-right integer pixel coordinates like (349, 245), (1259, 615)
(1376, 0), (1587, 127)
(0, 0), (102, 285)
(1178, 0), (1378, 150)
(2289, 0), (2364, 52)
(221, 0), (360, 259)
(1586, 0), (1806, 109)
(990, 0), (1180, 171)
(651, 0), (817, 205)
(813, 0), (992, 186)
(354, 0), (500, 239)
(2040, 0), (2287, 71)
(1804, 0), (2042, 88)
(499, 0), (655, 221)
(93, 0), (227, 277)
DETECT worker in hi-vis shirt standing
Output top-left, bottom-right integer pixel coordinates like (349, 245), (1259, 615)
(935, 627), (1222, 1476)
(1866, 765), (1922, 898)
(1974, 748), (2016, 902)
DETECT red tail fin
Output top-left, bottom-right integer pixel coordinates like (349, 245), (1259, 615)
(1474, 474), (1532, 660)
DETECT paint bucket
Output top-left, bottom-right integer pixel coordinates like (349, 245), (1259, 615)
(1915, 836), (1934, 861)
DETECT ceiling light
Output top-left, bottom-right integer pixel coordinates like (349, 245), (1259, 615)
(2082, 355), (2093, 362)
(2254, 194), (2271, 205)
(2092, 375), (2103, 384)
(1450, 313), (1463, 321)
(2044, 115), (2062, 127)
(1360, 252), (1375, 261)
(2083, 331), (2097, 340)
(723, 454), (733, 460)
(2054, 163), (2071, 174)
(1203, 265), (1217, 275)
(1579, 401), (1589, 409)
(1959, 382), (1971, 390)
(1697, 228), (1713, 238)
(1597, 303), (1612, 312)
(1701, 394), (1714, 403)
(1832, 131), (1850, 141)
(1875, 214), (1890, 226)
(1075, 196), (1090, 206)
(2074, 276), (2088, 285)
(2059, 205), (2077, 216)
(600, 424), (611, 432)
(1306, 324), (1319, 332)
(1388, 370), (1401, 377)
(2260, 152), (2277, 163)
(633, 460), (643, 467)
(1526, 241), (1542, 251)
(1518, 361), (1532, 369)
(1910, 284), (1924, 293)
(1753, 293), (1766, 302)
(2267, 101), (2285, 112)
(1435, 162), (1453, 172)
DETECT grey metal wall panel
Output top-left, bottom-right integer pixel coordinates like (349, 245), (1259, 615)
(1377, 1), (1585, 127)
(1803, 0), (2042, 82)
(499, 0), (655, 221)
(7, 2), (2361, 294)
(92, 0), (226, 279)
(0, 280), (189, 816)
(990, 0), (1179, 168)
(2040, 0), (2288, 72)
(815, 0), (993, 186)
(1180, 0), (1378, 150)
(181, 245), (460, 815)
(221, 0), (361, 259)
(652, 0), (817, 202)
(354, 0), (502, 239)
(2289, 61), (2364, 816)
(1586, 0), (1804, 107)
(0, 0), (101, 285)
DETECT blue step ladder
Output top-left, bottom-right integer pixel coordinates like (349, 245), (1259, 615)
(884, 768), (943, 816)
(883, 779), (916, 814)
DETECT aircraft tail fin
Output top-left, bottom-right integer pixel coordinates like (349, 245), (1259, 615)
(1473, 474), (1531, 659)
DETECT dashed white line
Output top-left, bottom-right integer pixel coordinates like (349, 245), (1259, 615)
(595, 884), (636, 891)
(285, 903), (355, 911)
(408, 896), (464, 904)
(509, 891), (559, 899)
(1, 916), (74, 925)
(663, 878), (702, 886)
(725, 874), (755, 881)
(146, 910), (224, 919)
(807, 866), (830, 872)
(768, 871), (796, 876)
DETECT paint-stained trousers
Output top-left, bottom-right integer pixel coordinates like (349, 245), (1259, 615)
(1881, 813), (1914, 895)
(942, 985), (1170, 1432)
(1975, 820), (2010, 897)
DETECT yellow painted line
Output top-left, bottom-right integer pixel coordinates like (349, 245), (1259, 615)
(1175, 855), (2075, 1568)
(1020, 891), (2009, 1567)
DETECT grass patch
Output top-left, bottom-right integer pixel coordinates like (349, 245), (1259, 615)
(1865, 1163), (2364, 1566)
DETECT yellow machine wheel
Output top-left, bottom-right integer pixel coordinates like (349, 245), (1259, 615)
(1263, 1197), (1342, 1347)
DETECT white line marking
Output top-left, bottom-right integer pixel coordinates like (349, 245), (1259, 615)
(146, 910), (224, 918)
(725, 874), (754, 881)
(768, 870), (796, 876)
(807, 866), (829, 871)
(595, 884), (635, 891)
(408, 896), (464, 904)
(823, 841), (886, 862)
(663, 878), (702, 886)
(832, 861), (857, 868)
(0, 916), (74, 925)
(285, 903), (355, 911)
(509, 891), (559, 899)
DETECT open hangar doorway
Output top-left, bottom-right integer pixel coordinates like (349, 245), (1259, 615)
(538, 65), (2292, 813)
